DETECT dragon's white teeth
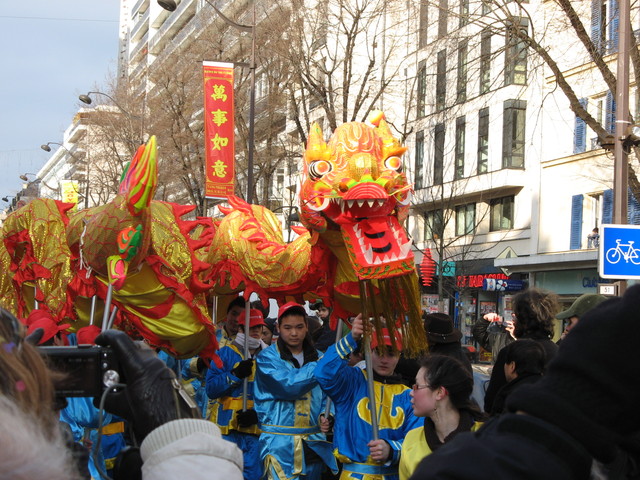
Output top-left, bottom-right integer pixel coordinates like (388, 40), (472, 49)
(367, 200), (375, 208)
(382, 254), (390, 263)
(374, 256), (383, 265)
(358, 236), (365, 246)
(347, 200), (356, 208)
(399, 240), (413, 258)
(357, 200), (365, 208)
(341, 201), (346, 213)
(355, 225), (362, 239)
(364, 245), (373, 264)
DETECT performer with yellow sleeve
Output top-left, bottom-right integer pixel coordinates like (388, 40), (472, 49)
(315, 314), (421, 480)
(254, 302), (338, 480)
(206, 309), (267, 480)
(399, 355), (485, 480)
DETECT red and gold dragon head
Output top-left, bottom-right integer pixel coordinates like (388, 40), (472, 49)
(299, 112), (414, 280)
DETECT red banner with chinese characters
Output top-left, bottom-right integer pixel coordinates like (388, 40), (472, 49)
(203, 61), (235, 199)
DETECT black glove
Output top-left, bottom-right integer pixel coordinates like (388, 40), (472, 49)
(94, 330), (198, 442)
(231, 359), (254, 379)
(236, 408), (259, 428)
(196, 357), (207, 375)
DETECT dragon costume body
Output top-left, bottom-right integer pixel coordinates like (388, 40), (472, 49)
(1, 113), (426, 357)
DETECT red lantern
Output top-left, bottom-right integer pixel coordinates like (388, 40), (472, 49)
(420, 249), (436, 286)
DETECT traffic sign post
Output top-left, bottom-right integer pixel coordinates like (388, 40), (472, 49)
(599, 224), (640, 279)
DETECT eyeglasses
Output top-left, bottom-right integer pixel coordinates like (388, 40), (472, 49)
(412, 383), (431, 391)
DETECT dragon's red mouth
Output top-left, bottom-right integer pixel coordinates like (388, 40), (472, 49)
(317, 194), (413, 275)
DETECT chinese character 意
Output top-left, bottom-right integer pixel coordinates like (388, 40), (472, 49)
(210, 84), (228, 102)
(212, 160), (227, 178)
(211, 109), (228, 126)
(210, 134), (229, 150)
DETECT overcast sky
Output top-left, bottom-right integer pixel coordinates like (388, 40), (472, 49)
(0, 1), (119, 198)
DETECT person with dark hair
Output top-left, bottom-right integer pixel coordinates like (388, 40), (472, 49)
(483, 288), (559, 413)
(218, 296), (246, 348)
(399, 355), (484, 480)
(471, 312), (514, 364)
(556, 293), (608, 343)
(408, 285), (640, 479)
(0, 308), (244, 479)
(254, 302), (337, 480)
(207, 309), (268, 480)
(424, 313), (472, 374)
(489, 339), (545, 416)
(262, 317), (277, 345)
(315, 314), (421, 480)
(310, 300), (340, 352)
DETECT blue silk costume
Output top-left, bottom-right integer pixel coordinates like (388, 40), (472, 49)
(315, 334), (421, 480)
(254, 342), (338, 480)
(206, 342), (262, 480)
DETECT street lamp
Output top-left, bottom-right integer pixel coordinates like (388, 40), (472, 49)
(79, 91), (143, 145)
(40, 142), (89, 208)
(158, 0), (256, 204)
(2, 196), (15, 203)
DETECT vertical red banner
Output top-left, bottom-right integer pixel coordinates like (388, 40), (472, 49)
(203, 61), (235, 199)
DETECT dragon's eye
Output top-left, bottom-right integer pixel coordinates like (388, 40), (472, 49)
(384, 156), (402, 171)
(309, 160), (332, 180)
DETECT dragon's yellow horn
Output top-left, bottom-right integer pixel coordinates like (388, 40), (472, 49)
(371, 112), (407, 158)
(304, 122), (329, 162)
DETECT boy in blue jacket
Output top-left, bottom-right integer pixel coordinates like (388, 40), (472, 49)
(206, 308), (267, 480)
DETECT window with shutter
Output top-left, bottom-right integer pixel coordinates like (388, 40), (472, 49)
(628, 189), (640, 224)
(574, 98), (587, 154)
(591, 0), (605, 54)
(608, 0), (619, 53)
(605, 91), (616, 133)
(570, 194), (584, 250)
(602, 189), (613, 223)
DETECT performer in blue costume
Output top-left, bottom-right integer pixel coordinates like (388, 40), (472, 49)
(206, 309), (268, 480)
(217, 296), (246, 348)
(315, 314), (421, 480)
(254, 302), (338, 480)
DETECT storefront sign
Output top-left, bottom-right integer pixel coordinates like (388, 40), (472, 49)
(482, 278), (525, 292)
(60, 180), (79, 205)
(203, 61), (235, 200)
(456, 273), (509, 288)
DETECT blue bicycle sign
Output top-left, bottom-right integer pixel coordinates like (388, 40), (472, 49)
(599, 224), (640, 279)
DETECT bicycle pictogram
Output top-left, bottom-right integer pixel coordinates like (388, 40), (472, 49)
(605, 239), (640, 265)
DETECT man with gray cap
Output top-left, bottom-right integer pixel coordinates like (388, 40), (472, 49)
(557, 293), (608, 342)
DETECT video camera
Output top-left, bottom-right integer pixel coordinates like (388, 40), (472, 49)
(39, 345), (121, 398)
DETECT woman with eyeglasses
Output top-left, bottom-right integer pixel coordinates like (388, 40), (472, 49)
(399, 355), (485, 480)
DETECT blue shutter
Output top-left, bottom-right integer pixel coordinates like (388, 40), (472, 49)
(609, 0), (619, 53)
(570, 194), (584, 250)
(591, 0), (602, 53)
(574, 98), (587, 154)
(605, 91), (616, 133)
(602, 189), (614, 223)
(628, 188), (640, 224)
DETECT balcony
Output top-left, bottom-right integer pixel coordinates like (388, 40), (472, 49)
(132, 0), (150, 16)
(66, 120), (87, 143)
(131, 8), (150, 41)
(130, 31), (149, 61)
(149, 0), (197, 55)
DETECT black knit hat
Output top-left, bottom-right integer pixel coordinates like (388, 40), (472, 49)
(506, 285), (640, 462)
